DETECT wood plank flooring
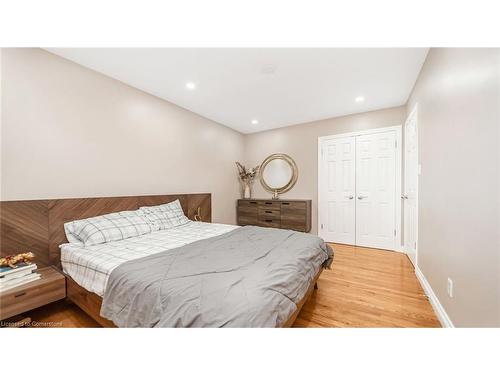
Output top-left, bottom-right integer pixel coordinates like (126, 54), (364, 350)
(16, 243), (440, 328)
(294, 244), (440, 327)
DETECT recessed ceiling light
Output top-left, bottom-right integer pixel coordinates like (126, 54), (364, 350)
(186, 82), (196, 90)
(251, 119), (259, 125)
(355, 96), (365, 103)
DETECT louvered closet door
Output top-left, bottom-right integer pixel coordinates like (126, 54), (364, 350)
(355, 131), (396, 250)
(319, 136), (356, 244)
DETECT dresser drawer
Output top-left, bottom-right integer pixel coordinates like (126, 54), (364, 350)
(0, 267), (66, 320)
(258, 208), (281, 220)
(258, 201), (281, 210)
(258, 218), (281, 228)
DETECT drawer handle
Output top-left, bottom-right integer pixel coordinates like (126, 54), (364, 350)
(250, 201), (257, 204)
(265, 210), (273, 214)
(14, 291), (27, 298)
(265, 219), (273, 222)
(265, 202), (273, 205)
(282, 202), (290, 205)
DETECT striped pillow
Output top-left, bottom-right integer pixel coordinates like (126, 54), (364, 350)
(139, 199), (190, 230)
(64, 210), (154, 246)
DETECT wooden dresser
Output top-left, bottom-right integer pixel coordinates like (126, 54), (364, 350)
(237, 199), (312, 232)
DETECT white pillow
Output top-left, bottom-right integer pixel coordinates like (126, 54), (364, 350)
(64, 210), (154, 246)
(64, 221), (85, 245)
(139, 199), (190, 230)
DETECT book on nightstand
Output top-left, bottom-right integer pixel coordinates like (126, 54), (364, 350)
(0, 263), (40, 292)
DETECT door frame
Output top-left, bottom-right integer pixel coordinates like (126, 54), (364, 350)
(318, 125), (403, 251)
(404, 104), (419, 265)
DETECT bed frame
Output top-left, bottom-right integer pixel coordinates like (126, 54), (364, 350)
(66, 267), (322, 328)
(0, 193), (320, 327)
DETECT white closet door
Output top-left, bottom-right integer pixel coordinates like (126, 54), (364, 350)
(355, 131), (397, 250)
(319, 136), (356, 244)
(404, 108), (418, 265)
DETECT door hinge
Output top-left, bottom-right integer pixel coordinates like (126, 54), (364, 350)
(395, 140), (397, 148)
(394, 229), (396, 236)
(321, 224), (324, 229)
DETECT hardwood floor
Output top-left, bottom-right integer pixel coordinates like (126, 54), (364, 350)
(15, 243), (440, 328)
(24, 299), (101, 328)
(294, 244), (440, 327)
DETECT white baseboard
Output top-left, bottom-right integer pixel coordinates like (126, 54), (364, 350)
(395, 245), (405, 253)
(415, 266), (454, 328)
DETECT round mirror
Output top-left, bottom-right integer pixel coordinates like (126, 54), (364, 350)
(260, 154), (298, 199)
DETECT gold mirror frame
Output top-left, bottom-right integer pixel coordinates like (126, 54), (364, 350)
(259, 153), (298, 199)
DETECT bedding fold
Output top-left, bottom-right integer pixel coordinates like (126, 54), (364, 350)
(101, 225), (333, 327)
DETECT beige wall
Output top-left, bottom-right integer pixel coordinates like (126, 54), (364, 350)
(407, 48), (500, 327)
(0, 48), (245, 224)
(244, 106), (407, 234)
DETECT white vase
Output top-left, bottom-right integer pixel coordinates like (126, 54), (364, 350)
(243, 184), (251, 199)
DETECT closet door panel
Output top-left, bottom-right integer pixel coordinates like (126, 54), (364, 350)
(355, 131), (396, 250)
(319, 136), (356, 244)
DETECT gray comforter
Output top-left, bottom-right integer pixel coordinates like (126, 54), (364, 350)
(100, 226), (333, 327)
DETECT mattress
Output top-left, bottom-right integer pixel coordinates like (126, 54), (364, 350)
(60, 221), (238, 296)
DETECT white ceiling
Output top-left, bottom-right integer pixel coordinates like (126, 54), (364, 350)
(46, 48), (428, 134)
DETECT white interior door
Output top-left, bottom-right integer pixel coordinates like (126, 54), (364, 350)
(355, 131), (397, 250)
(319, 136), (356, 244)
(404, 108), (418, 266)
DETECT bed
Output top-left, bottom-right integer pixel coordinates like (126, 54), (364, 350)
(0, 193), (333, 327)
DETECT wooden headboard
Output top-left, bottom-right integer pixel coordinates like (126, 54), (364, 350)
(0, 193), (211, 268)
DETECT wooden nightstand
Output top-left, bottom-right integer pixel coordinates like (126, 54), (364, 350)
(0, 266), (66, 321)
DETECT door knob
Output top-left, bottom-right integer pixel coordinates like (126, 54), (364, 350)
(401, 194), (408, 200)
(357, 196), (367, 200)
(345, 195), (354, 200)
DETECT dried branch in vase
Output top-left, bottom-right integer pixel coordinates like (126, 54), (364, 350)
(235, 162), (260, 199)
(235, 162), (259, 182)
